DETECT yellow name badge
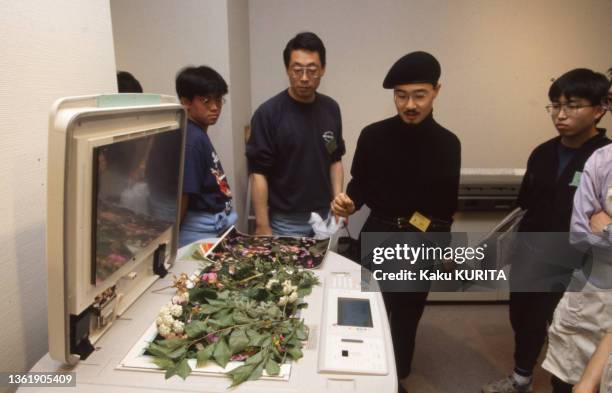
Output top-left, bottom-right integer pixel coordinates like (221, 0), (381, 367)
(409, 211), (431, 232)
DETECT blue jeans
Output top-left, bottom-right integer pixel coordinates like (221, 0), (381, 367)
(269, 209), (329, 237)
(179, 209), (238, 247)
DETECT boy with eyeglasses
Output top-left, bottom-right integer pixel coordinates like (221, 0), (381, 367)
(176, 65), (237, 247)
(246, 32), (345, 236)
(541, 68), (612, 393)
(482, 68), (609, 393)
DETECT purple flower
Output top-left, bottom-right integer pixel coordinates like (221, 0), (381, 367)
(206, 333), (220, 343)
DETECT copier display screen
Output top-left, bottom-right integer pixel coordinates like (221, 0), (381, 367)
(337, 298), (373, 327)
(91, 129), (182, 284)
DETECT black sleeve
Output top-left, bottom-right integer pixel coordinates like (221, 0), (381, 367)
(438, 135), (461, 222)
(517, 150), (536, 210)
(330, 103), (346, 162)
(246, 107), (276, 175)
(346, 128), (368, 210)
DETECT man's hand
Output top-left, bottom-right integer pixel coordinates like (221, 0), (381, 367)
(255, 225), (273, 236)
(589, 210), (612, 233)
(331, 193), (356, 217)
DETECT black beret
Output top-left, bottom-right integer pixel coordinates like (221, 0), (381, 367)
(383, 51), (441, 88)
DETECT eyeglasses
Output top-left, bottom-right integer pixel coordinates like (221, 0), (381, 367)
(545, 103), (594, 116)
(289, 66), (321, 79)
(393, 91), (430, 105)
(201, 96), (226, 107)
(602, 96), (612, 110)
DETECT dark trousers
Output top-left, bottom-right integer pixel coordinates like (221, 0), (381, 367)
(509, 292), (564, 373)
(551, 376), (574, 393)
(360, 214), (434, 379)
(382, 291), (429, 378)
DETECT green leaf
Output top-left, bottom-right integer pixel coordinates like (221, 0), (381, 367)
(232, 311), (253, 325)
(248, 360), (265, 381)
(250, 288), (269, 301)
(156, 338), (187, 351)
(208, 313), (234, 329)
(165, 366), (177, 379)
(199, 304), (223, 314)
(266, 305), (282, 319)
(246, 307), (262, 318)
(176, 358), (192, 380)
(167, 346), (187, 359)
(213, 338), (231, 368)
(245, 349), (265, 365)
(207, 298), (228, 306)
(297, 287), (312, 297)
(196, 344), (216, 367)
(229, 329), (249, 353)
(185, 321), (208, 338)
(216, 290), (230, 299)
(265, 358), (280, 376)
(246, 329), (267, 346)
(295, 324), (309, 341)
(152, 357), (175, 370)
(286, 346), (303, 360)
(228, 364), (255, 387)
(147, 343), (172, 358)
(189, 287), (217, 302)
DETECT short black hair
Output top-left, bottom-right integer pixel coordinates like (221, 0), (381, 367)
(548, 68), (609, 105)
(175, 66), (228, 100)
(117, 71), (143, 93)
(283, 32), (326, 69)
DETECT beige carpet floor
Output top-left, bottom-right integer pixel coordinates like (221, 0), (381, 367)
(401, 303), (554, 393)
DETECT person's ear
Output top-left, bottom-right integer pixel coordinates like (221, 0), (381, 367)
(594, 104), (606, 123)
(179, 97), (192, 108)
(432, 83), (441, 98)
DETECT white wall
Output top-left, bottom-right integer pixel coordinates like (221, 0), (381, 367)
(0, 0), (117, 381)
(249, 0), (612, 173)
(227, 0), (252, 229)
(110, 0), (251, 228)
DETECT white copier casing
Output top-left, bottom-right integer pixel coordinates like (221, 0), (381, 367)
(23, 95), (397, 392)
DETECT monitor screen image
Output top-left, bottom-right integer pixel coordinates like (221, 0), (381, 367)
(91, 129), (182, 284)
(337, 297), (373, 328)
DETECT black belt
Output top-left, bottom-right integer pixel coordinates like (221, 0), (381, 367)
(369, 212), (452, 231)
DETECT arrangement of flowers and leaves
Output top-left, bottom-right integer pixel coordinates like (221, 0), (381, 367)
(203, 228), (329, 269)
(95, 199), (171, 283)
(146, 233), (321, 387)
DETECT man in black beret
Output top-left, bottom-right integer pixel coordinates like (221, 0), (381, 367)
(332, 51), (461, 393)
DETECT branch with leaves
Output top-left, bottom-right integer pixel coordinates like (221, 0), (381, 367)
(146, 235), (320, 387)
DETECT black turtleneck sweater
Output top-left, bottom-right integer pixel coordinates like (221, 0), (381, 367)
(346, 113), (461, 223)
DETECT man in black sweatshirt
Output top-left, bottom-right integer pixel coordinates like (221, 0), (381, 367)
(482, 69), (610, 393)
(246, 32), (345, 237)
(332, 51), (461, 393)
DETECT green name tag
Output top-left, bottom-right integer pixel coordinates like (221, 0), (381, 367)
(325, 139), (338, 155)
(569, 171), (582, 187)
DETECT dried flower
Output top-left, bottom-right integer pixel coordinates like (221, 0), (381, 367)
(172, 320), (184, 334)
(161, 314), (174, 326)
(170, 304), (183, 318)
(265, 279), (279, 290)
(158, 323), (171, 337)
(288, 292), (298, 303)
